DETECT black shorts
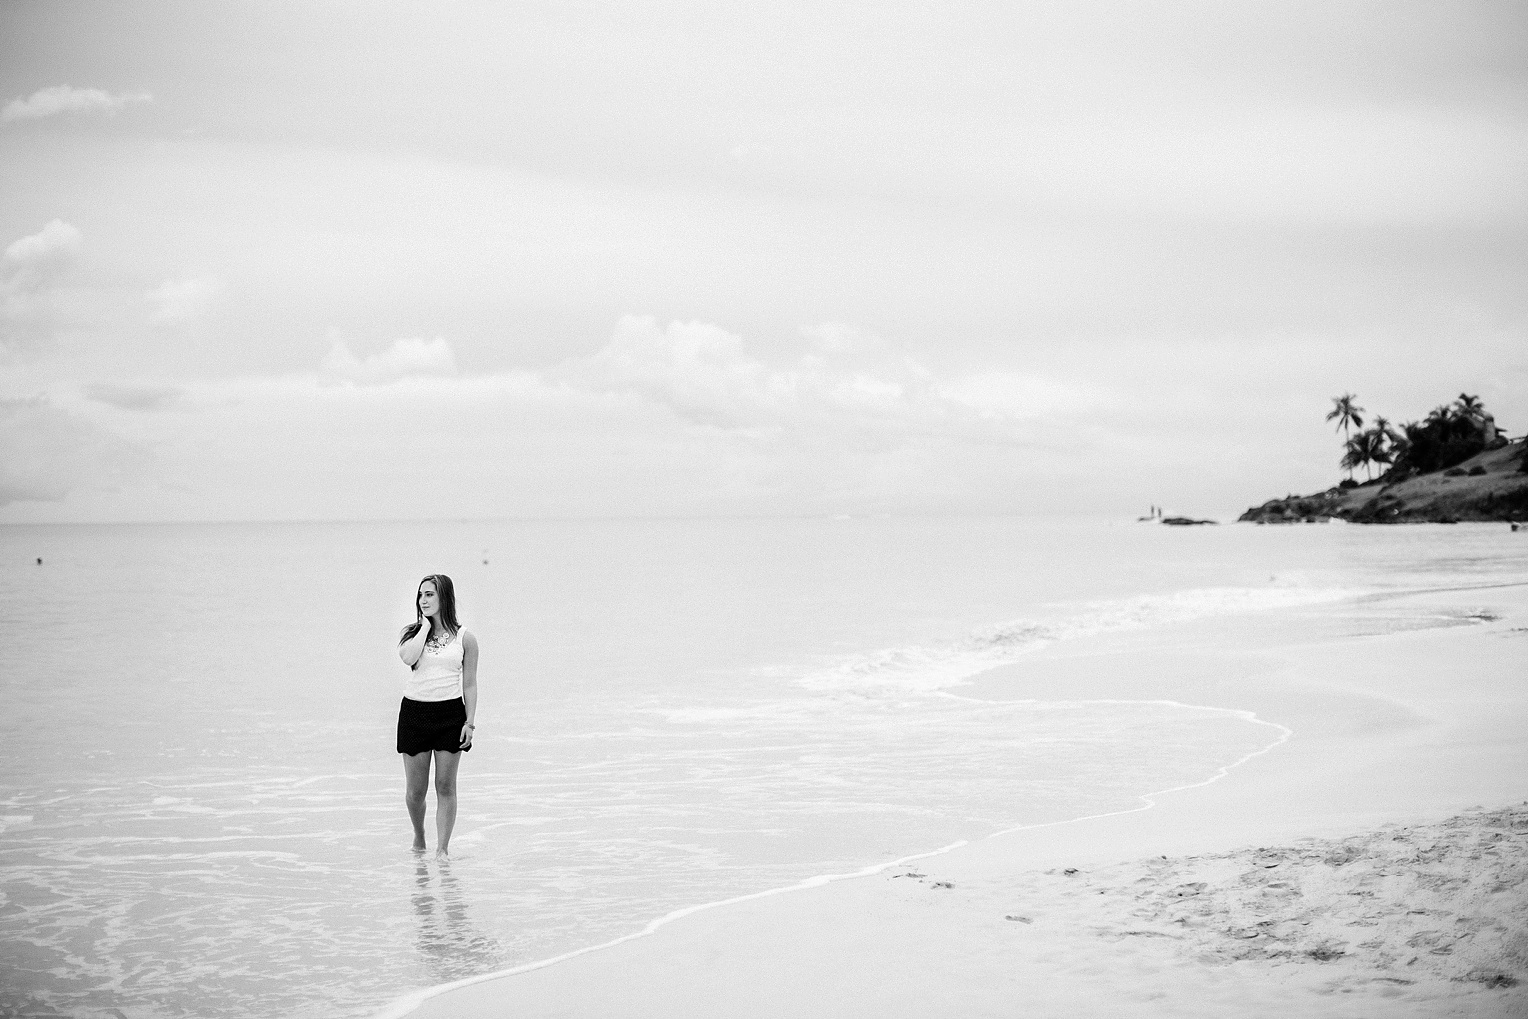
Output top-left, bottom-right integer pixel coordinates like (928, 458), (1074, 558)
(397, 697), (471, 755)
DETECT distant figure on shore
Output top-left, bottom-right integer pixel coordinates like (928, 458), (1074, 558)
(397, 574), (479, 858)
(36, 557), (42, 565)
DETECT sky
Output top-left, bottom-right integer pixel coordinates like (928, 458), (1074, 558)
(2, 0), (1525, 522)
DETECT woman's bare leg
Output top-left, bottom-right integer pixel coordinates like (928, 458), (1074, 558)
(432, 750), (462, 857)
(403, 752), (432, 851)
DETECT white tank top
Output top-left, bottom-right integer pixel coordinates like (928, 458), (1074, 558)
(404, 629), (464, 701)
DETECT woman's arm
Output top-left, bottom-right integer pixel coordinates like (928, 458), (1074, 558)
(399, 623), (430, 668)
(460, 630), (479, 748)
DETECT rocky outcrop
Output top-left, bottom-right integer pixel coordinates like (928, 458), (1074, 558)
(1238, 489), (1349, 524)
(1240, 439), (1528, 524)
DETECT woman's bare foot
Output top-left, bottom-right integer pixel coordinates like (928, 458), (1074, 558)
(412, 838), (427, 853)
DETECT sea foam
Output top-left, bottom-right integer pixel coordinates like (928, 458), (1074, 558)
(799, 585), (1359, 694)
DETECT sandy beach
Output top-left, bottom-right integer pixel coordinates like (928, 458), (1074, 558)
(399, 579), (1528, 1018)
(8, 5), (1527, 1016)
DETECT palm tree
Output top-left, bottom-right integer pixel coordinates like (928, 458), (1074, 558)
(1340, 436), (1366, 481)
(1327, 394), (1364, 440)
(1328, 394), (1364, 479)
(1453, 393), (1491, 440)
(1359, 428), (1393, 481)
(1370, 416), (1398, 477)
(1342, 428), (1392, 483)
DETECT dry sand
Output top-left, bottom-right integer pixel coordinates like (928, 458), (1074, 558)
(916, 805), (1527, 1009)
(397, 580), (1528, 1018)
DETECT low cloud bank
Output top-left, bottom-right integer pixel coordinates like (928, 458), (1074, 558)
(10, 317), (1105, 520)
(552, 316), (1093, 436)
(2, 85), (151, 122)
(83, 383), (185, 412)
(147, 277), (222, 325)
(0, 397), (142, 507)
(319, 336), (459, 386)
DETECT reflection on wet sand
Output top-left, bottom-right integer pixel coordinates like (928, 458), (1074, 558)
(411, 858), (506, 983)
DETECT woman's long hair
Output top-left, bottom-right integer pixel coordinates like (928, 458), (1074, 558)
(399, 574), (460, 645)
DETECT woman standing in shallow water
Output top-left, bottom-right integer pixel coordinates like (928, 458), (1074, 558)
(397, 574), (478, 857)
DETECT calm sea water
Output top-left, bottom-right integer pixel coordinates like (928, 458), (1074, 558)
(1, 517), (1523, 1019)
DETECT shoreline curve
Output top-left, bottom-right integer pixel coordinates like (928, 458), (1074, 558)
(371, 696), (1292, 1019)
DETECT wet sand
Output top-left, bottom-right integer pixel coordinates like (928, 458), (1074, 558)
(397, 581), (1528, 1018)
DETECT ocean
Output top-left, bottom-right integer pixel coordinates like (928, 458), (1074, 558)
(1, 516), (1523, 1018)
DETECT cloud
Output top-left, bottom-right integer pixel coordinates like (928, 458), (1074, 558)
(0, 318), (1116, 521)
(558, 317), (779, 427)
(556, 315), (1074, 437)
(4, 220), (82, 278)
(2, 220), (83, 355)
(146, 276), (222, 324)
(83, 383), (185, 411)
(0, 397), (142, 506)
(318, 336), (458, 385)
(938, 372), (1103, 420)
(802, 322), (885, 356)
(2, 85), (151, 123)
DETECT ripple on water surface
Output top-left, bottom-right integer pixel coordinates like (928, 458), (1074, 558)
(0, 695), (1277, 1019)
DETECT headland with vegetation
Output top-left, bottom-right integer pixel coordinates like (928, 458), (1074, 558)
(1241, 393), (1528, 524)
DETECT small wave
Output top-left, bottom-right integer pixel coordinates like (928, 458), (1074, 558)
(50, 849), (308, 865)
(800, 585), (1359, 694)
(650, 706), (767, 723)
